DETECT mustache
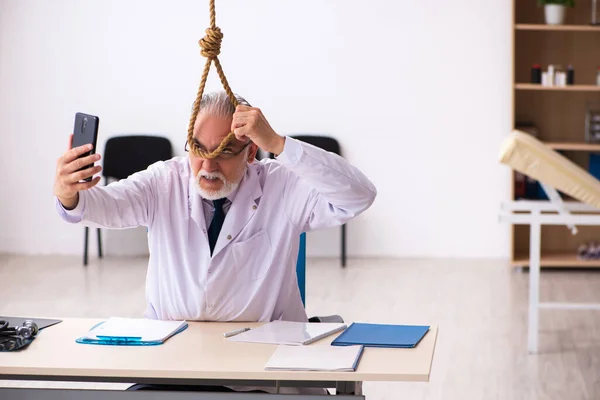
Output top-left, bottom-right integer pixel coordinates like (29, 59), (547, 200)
(197, 171), (226, 182)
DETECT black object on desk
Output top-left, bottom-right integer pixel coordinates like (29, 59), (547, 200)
(0, 317), (62, 351)
(0, 316), (62, 330)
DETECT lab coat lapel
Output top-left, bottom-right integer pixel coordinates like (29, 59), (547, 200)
(212, 168), (262, 257)
(188, 173), (208, 232)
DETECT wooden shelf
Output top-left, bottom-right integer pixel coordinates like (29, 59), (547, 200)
(515, 83), (600, 91)
(546, 142), (600, 151)
(512, 253), (600, 268)
(515, 23), (600, 32)
(511, 1), (600, 269)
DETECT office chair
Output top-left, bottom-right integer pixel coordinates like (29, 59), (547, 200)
(296, 232), (307, 307)
(83, 135), (173, 266)
(296, 232), (344, 323)
(271, 135), (347, 268)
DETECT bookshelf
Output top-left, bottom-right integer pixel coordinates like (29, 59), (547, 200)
(511, 1), (600, 268)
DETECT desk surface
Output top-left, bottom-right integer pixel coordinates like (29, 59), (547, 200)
(0, 318), (438, 383)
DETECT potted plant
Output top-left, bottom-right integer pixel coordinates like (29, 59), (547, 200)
(538, 0), (575, 25)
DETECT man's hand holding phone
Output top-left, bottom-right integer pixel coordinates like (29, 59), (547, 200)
(53, 134), (102, 210)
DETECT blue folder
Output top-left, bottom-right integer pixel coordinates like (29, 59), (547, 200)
(331, 322), (430, 348)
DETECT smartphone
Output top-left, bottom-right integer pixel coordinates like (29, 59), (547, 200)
(71, 112), (100, 182)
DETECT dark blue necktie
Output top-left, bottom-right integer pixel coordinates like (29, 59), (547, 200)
(208, 198), (227, 255)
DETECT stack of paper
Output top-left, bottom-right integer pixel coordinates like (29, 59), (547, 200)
(265, 344), (364, 372)
(227, 320), (347, 345)
(76, 317), (188, 346)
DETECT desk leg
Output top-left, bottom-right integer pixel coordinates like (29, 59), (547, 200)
(528, 215), (541, 354)
(336, 381), (362, 396)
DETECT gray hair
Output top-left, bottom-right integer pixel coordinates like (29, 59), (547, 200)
(195, 90), (251, 118)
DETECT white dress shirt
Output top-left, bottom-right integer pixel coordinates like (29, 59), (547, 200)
(56, 136), (377, 323)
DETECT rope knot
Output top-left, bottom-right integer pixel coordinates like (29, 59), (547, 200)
(199, 27), (223, 58)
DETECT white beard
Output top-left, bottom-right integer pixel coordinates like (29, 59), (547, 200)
(194, 170), (240, 200)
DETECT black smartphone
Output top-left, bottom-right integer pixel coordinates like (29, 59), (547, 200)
(71, 112), (100, 182)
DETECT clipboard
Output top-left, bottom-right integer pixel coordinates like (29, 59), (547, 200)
(76, 317), (188, 346)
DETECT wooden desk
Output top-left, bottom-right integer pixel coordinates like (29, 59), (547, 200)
(0, 318), (438, 399)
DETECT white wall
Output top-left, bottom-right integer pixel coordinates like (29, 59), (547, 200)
(0, 0), (512, 259)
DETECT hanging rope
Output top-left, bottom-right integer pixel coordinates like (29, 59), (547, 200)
(186, 0), (239, 159)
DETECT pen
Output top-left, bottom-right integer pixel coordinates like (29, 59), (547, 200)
(223, 327), (250, 338)
(96, 335), (142, 341)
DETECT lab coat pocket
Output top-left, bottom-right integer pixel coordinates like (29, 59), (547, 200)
(232, 230), (272, 281)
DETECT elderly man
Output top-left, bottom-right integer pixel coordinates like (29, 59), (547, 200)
(53, 90), (377, 393)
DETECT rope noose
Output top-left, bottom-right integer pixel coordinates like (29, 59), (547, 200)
(186, 0), (239, 159)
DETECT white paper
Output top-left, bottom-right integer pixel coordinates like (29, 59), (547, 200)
(265, 344), (364, 371)
(84, 317), (187, 342)
(227, 320), (347, 345)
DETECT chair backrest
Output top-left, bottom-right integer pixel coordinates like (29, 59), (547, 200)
(296, 232), (307, 307)
(268, 135), (341, 159)
(102, 135), (173, 180)
(291, 135), (341, 155)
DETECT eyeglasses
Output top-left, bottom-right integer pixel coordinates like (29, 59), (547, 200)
(185, 139), (251, 161)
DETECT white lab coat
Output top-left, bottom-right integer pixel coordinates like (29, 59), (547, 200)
(57, 137), (377, 324)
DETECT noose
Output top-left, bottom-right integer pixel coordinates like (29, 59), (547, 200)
(186, 0), (239, 159)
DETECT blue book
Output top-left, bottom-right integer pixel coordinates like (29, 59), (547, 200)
(331, 322), (430, 348)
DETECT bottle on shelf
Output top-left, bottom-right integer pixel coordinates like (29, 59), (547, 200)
(567, 65), (574, 85)
(547, 64), (555, 87)
(531, 64), (542, 84)
(555, 69), (567, 87)
(541, 64), (561, 87)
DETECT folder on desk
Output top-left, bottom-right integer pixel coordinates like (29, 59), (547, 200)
(227, 321), (347, 346)
(331, 322), (430, 348)
(76, 317), (188, 346)
(265, 344), (364, 372)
